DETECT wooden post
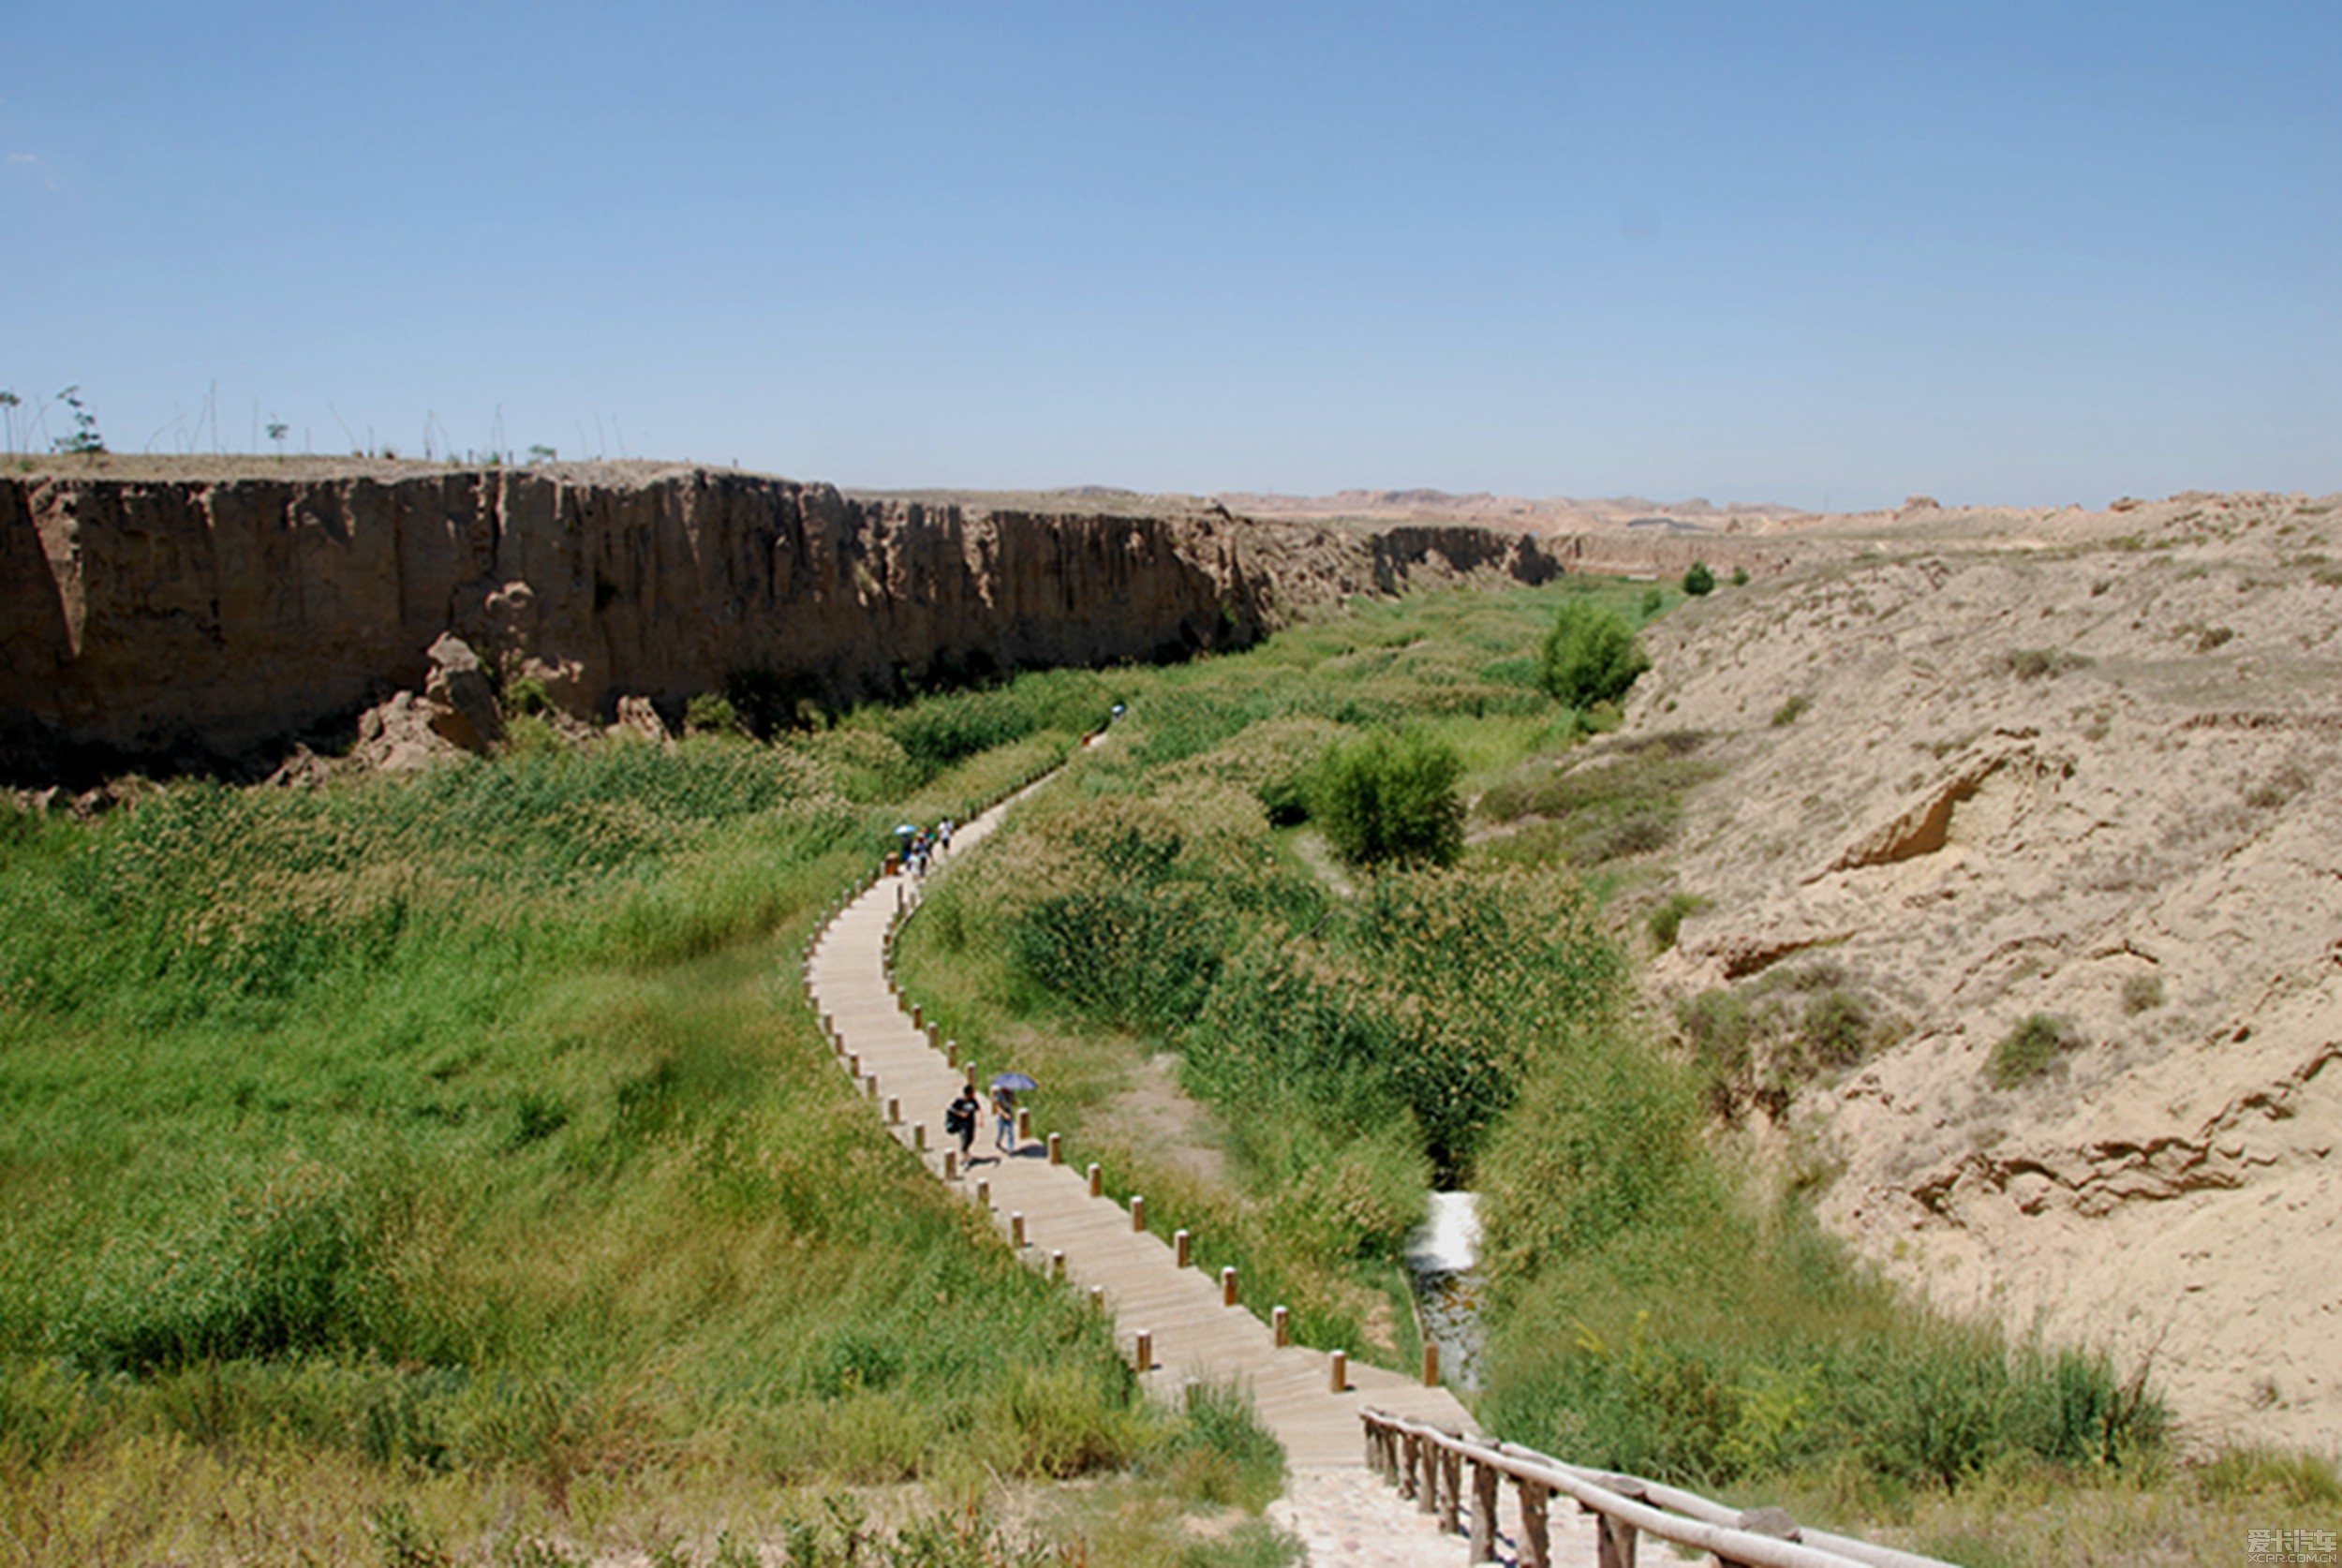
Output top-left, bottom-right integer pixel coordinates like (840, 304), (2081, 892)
(1328, 1350), (1347, 1394)
(1273, 1305), (1290, 1347)
(976, 1178), (991, 1208)
(912, 1122), (926, 1151)
(1051, 1250), (1065, 1280)
(863, 1074), (879, 1100)
(1400, 1431), (1420, 1501)
(942, 1150), (958, 1180)
(1220, 1266), (1238, 1307)
(1010, 1212), (1026, 1248)
(885, 1096), (900, 1125)
(1519, 1481), (1549, 1568)
(1087, 1161), (1103, 1198)
(1046, 1132), (1062, 1165)
(1470, 1460), (1499, 1563)
(945, 1038), (959, 1067)
(1594, 1515), (1638, 1568)
(911, 1003), (923, 1030)
(1090, 1284), (1104, 1311)
(1133, 1330), (1152, 1372)
(1173, 1229), (1191, 1267)
(1130, 1195), (1146, 1233)
(1423, 1342), (1440, 1386)
(844, 1051), (859, 1077)
(926, 1024), (941, 1050)
(1015, 1106), (1031, 1142)
(1439, 1448), (1461, 1535)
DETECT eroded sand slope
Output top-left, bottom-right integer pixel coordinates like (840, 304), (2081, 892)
(1625, 491), (2341, 1452)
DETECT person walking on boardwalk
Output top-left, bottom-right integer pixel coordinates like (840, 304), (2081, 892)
(946, 1083), (980, 1163)
(988, 1072), (1037, 1154)
(990, 1082), (1017, 1152)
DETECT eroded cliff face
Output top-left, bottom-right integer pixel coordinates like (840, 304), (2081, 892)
(0, 462), (1563, 779)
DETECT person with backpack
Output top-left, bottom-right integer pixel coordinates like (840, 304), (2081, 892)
(945, 1083), (980, 1162)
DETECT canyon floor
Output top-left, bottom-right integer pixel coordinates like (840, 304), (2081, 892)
(1591, 488), (2342, 1456)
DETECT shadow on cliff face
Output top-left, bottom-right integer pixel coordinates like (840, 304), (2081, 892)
(1, 466), (1573, 790)
(0, 706), (375, 795)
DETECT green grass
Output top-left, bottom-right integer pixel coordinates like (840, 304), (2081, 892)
(0, 681), (1302, 1564)
(893, 580), (2191, 1567)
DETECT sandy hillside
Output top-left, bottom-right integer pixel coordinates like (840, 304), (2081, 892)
(1610, 490), (2342, 1453)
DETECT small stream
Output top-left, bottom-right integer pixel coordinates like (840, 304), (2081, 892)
(1406, 1191), (1488, 1391)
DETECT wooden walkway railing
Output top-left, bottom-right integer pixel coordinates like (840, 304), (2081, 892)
(1360, 1408), (1955, 1568)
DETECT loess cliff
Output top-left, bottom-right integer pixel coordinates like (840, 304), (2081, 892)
(0, 459), (1562, 781)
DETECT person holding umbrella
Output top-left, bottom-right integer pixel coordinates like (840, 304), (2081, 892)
(991, 1071), (1037, 1153)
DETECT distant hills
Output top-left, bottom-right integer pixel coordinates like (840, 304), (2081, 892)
(1214, 488), (1813, 535)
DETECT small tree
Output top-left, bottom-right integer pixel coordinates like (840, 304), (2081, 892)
(1540, 601), (1651, 709)
(52, 386), (104, 455)
(1682, 560), (1715, 597)
(1729, 565), (1750, 586)
(1312, 729), (1465, 868)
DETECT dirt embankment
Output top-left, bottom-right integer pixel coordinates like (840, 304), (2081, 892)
(1620, 490), (2342, 1452)
(0, 459), (1564, 782)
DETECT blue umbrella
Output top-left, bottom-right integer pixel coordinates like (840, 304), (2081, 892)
(991, 1072), (1039, 1092)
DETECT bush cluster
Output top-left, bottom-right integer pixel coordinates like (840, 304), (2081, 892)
(1309, 728), (1465, 868)
(1540, 601), (1652, 709)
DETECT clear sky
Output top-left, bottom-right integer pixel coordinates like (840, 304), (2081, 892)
(5, 2), (2335, 510)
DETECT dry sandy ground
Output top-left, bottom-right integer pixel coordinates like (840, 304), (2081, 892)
(1607, 489), (2342, 1455)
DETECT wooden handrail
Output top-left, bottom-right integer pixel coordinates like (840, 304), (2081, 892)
(1360, 1407), (1956, 1568)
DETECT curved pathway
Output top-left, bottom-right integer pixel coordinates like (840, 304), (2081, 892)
(801, 772), (1600, 1564)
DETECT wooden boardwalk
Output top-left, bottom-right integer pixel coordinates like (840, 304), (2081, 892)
(801, 789), (1479, 1472)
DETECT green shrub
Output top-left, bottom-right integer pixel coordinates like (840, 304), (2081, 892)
(1638, 586), (1664, 620)
(1646, 893), (1708, 952)
(1991, 1013), (2079, 1087)
(502, 675), (552, 717)
(1770, 694), (1809, 727)
(1310, 729), (1465, 869)
(1682, 561), (1715, 597)
(1539, 603), (1651, 710)
(1729, 565), (1749, 586)
(683, 692), (740, 734)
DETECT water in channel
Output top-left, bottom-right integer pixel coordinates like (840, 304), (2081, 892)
(1406, 1191), (1488, 1391)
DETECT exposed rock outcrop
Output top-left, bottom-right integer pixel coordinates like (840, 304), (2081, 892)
(0, 462), (1566, 781)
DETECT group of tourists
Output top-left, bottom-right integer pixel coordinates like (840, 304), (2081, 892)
(895, 817), (954, 879)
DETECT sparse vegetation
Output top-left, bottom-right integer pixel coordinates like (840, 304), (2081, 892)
(1771, 694), (1810, 726)
(50, 384), (105, 455)
(2122, 972), (2165, 1014)
(1474, 732), (1717, 867)
(1676, 964), (1902, 1120)
(1646, 892), (1709, 951)
(1682, 560), (1716, 597)
(1990, 1013), (2082, 1088)
(2000, 647), (2094, 680)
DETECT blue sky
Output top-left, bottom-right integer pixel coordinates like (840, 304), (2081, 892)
(5, 2), (2335, 510)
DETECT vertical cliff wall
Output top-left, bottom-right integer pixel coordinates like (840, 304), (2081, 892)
(1, 463), (1565, 779)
